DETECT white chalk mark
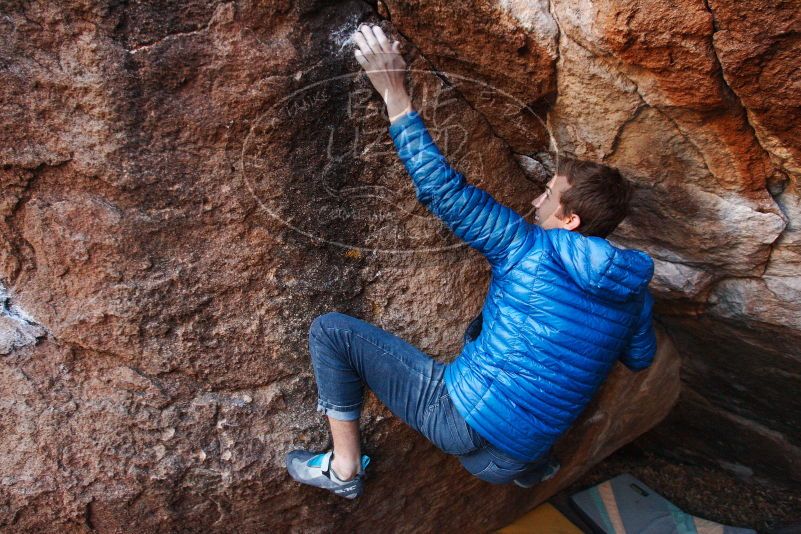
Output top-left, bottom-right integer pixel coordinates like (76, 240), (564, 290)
(0, 283), (47, 355)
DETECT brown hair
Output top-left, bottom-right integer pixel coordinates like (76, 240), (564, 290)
(557, 158), (633, 238)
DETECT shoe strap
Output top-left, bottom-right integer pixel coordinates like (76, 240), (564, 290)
(320, 450), (333, 473)
(316, 451), (370, 475)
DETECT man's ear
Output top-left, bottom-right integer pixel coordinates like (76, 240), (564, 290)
(563, 212), (581, 231)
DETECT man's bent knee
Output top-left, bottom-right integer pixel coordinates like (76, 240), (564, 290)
(309, 311), (349, 338)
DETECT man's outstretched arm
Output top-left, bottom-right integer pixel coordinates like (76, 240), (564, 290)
(352, 24), (538, 267)
(388, 110), (535, 266)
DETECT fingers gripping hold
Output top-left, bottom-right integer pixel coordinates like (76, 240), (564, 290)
(351, 23), (410, 111)
(371, 25), (394, 54)
(353, 24), (401, 60)
(354, 48), (368, 67)
(360, 24), (381, 53)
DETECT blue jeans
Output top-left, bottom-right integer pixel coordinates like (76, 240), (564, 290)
(308, 312), (549, 484)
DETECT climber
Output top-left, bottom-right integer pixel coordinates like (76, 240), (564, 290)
(285, 24), (657, 499)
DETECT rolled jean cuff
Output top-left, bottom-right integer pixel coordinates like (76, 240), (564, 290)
(316, 399), (361, 421)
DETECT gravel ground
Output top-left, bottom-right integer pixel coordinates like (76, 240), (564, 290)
(551, 444), (801, 533)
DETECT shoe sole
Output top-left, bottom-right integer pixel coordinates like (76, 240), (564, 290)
(513, 463), (560, 488)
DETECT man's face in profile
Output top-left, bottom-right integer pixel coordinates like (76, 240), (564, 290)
(531, 174), (574, 230)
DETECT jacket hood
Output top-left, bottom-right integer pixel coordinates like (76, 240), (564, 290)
(547, 229), (654, 302)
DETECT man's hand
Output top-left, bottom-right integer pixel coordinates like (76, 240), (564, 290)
(352, 24), (412, 121)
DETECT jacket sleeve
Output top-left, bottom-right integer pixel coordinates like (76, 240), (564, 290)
(389, 110), (537, 267)
(619, 289), (657, 371)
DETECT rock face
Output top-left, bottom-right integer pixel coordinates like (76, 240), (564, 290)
(0, 0), (795, 532)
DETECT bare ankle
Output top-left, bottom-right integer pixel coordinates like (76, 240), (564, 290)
(331, 454), (359, 480)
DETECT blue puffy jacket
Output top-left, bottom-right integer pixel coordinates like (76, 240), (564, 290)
(389, 110), (658, 462)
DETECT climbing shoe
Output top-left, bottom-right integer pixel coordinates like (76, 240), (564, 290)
(513, 456), (561, 488)
(285, 449), (371, 499)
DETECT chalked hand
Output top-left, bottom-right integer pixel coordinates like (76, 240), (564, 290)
(353, 24), (412, 122)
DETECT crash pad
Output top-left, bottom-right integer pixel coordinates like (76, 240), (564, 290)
(569, 474), (756, 534)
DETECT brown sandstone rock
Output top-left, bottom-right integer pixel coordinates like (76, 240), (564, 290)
(708, 0), (801, 181)
(381, 0), (559, 153)
(2, 0), (799, 530)
(0, 0), (681, 531)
